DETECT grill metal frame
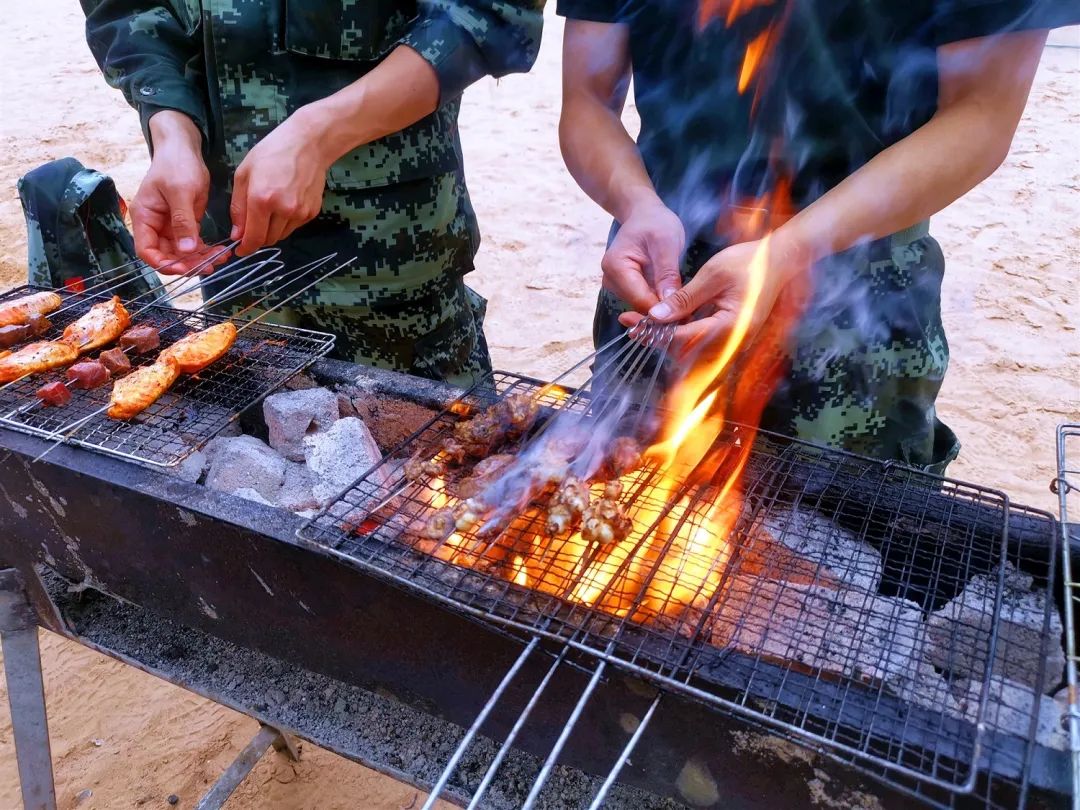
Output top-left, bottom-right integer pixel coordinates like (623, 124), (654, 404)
(295, 371), (1060, 801)
(0, 284), (335, 468)
(1055, 423), (1080, 807)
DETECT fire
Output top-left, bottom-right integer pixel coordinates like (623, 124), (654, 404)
(738, 25), (778, 94)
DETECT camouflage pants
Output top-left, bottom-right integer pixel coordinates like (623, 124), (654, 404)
(594, 223), (960, 473)
(203, 171), (492, 389)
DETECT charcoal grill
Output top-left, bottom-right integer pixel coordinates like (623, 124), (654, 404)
(0, 361), (1072, 809)
(298, 370), (1069, 809)
(0, 283), (335, 467)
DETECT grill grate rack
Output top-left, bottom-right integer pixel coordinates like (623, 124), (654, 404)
(1056, 423), (1080, 808)
(298, 372), (1064, 803)
(0, 285), (335, 467)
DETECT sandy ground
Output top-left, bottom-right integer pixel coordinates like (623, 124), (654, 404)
(0, 3), (1077, 808)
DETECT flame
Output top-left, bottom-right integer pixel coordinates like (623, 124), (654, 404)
(738, 26), (777, 94)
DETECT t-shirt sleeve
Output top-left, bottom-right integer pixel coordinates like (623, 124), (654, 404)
(934, 0), (1080, 46)
(556, 0), (620, 22)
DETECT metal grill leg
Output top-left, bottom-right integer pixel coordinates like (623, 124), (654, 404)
(0, 569), (57, 810)
(194, 723), (300, 810)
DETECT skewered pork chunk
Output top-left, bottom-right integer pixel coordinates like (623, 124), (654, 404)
(118, 325), (161, 354)
(581, 481), (632, 548)
(160, 322), (237, 374)
(546, 476), (591, 536)
(0, 341), (79, 384)
(66, 361), (112, 390)
(0, 291), (62, 328)
(422, 497), (488, 541)
(107, 355), (181, 420)
(61, 296), (131, 352)
(404, 454), (447, 481)
(35, 381), (72, 407)
(0, 313), (54, 349)
(600, 436), (643, 480)
(98, 347), (132, 376)
(503, 392), (541, 437)
(454, 453), (516, 499)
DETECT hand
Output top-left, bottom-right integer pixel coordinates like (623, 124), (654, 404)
(601, 199), (686, 313)
(621, 231), (812, 360)
(230, 106), (332, 257)
(133, 111), (226, 275)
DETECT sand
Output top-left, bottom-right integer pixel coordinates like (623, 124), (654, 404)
(1, 3), (1077, 807)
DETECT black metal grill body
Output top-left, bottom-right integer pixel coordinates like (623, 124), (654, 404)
(0, 285), (334, 467)
(0, 362), (1071, 808)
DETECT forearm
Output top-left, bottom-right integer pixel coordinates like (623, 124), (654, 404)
(298, 46), (440, 166)
(560, 95), (662, 223)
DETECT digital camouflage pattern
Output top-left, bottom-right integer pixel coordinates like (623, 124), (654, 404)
(19, 157), (164, 301)
(594, 223), (961, 474)
(79, 0), (544, 387)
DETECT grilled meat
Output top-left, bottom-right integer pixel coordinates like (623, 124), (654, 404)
(404, 454), (448, 481)
(66, 360), (112, 390)
(0, 313), (51, 349)
(546, 476), (591, 536)
(503, 392), (541, 437)
(0, 341), (79, 384)
(118, 325), (161, 354)
(35, 381), (72, 407)
(107, 355), (181, 420)
(581, 481), (632, 548)
(160, 322), (237, 374)
(600, 436), (643, 480)
(454, 453), (516, 498)
(61, 296), (131, 352)
(98, 347), (132, 376)
(422, 497), (488, 541)
(0, 291), (62, 328)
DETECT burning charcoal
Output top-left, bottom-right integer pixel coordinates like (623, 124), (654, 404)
(35, 381), (71, 407)
(925, 563), (1064, 694)
(758, 508), (882, 593)
(276, 462), (321, 513)
(97, 347), (132, 376)
(953, 675), (1067, 751)
(304, 417), (388, 505)
(204, 435), (286, 502)
(263, 387), (341, 462)
(546, 476), (591, 536)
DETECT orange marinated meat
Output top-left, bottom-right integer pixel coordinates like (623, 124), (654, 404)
(0, 341), (79, 384)
(0, 291), (62, 328)
(107, 356), (182, 420)
(61, 296), (131, 352)
(160, 322), (237, 374)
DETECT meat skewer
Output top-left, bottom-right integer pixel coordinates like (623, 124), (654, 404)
(0, 313), (52, 349)
(108, 322), (238, 420)
(580, 481), (633, 548)
(119, 325), (161, 354)
(65, 361), (112, 390)
(98, 347), (132, 376)
(0, 291), (62, 328)
(35, 381), (72, 408)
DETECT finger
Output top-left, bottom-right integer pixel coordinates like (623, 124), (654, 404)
(162, 184), (201, 255)
(263, 213), (290, 248)
(649, 272), (710, 323)
(669, 315), (734, 359)
(646, 239), (684, 302)
(618, 311), (645, 329)
(237, 192), (270, 258)
(601, 255), (660, 314)
(229, 169), (249, 243)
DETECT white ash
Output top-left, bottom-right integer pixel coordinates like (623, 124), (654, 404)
(230, 487), (276, 508)
(925, 562), (1064, 694)
(276, 462), (320, 513)
(759, 507), (883, 592)
(203, 435), (286, 502)
(952, 675), (1068, 751)
(169, 450), (206, 484)
(263, 387), (341, 462)
(305, 417), (388, 506)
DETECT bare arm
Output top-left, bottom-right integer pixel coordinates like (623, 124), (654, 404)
(780, 29), (1049, 266)
(560, 20), (686, 310)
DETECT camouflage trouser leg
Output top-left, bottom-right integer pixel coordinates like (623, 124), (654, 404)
(593, 223), (960, 474)
(202, 171), (492, 390)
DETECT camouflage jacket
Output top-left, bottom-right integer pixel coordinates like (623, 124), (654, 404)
(80, 0), (544, 191)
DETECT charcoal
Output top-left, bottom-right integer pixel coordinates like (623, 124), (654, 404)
(204, 436), (286, 502)
(305, 417), (388, 506)
(710, 578), (935, 698)
(276, 462), (320, 513)
(925, 563), (1064, 693)
(953, 675), (1067, 751)
(231, 487), (275, 507)
(759, 508), (882, 592)
(167, 450), (207, 484)
(263, 387), (340, 461)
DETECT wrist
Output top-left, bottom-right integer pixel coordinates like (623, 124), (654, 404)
(147, 110), (202, 154)
(770, 221), (817, 282)
(295, 97), (365, 168)
(616, 187), (667, 224)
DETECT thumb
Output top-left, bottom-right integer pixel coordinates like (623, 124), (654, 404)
(648, 275), (706, 323)
(646, 241), (683, 302)
(163, 183), (200, 253)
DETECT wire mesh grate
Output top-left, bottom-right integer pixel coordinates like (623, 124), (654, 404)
(1056, 423), (1080, 807)
(0, 285), (335, 467)
(296, 372), (1071, 800)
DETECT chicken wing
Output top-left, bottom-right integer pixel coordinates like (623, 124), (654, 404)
(160, 322), (237, 374)
(61, 296), (131, 352)
(107, 356), (182, 420)
(0, 291), (62, 328)
(0, 341), (79, 384)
